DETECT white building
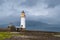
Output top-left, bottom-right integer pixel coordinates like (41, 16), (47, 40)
(20, 11), (26, 30)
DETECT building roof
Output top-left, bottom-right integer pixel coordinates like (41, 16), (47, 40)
(21, 11), (25, 13)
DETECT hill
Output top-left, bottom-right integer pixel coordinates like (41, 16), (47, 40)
(0, 20), (60, 32)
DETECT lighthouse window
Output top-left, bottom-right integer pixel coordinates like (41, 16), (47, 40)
(21, 25), (23, 27)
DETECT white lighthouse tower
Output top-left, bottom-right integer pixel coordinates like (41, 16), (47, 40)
(20, 11), (26, 31)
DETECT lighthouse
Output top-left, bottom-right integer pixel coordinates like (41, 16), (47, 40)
(20, 11), (26, 31)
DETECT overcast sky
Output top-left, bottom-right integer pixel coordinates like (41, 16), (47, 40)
(0, 0), (60, 24)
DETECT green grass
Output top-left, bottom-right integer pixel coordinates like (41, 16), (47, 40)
(0, 32), (22, 40)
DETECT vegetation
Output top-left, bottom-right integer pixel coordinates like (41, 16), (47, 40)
(0, 32), (21, 40)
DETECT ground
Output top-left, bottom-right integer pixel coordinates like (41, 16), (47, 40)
(0, 30), (60, 40)
(0, 32), (22, 40)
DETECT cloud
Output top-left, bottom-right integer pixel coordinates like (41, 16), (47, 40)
(45, 0), (60, 8)
(21, 0), (38, 7)
(24, 0), (60, 24)
(0, 0), (60, 24)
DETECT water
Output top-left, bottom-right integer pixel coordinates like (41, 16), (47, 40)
(26, 26), (60, 32)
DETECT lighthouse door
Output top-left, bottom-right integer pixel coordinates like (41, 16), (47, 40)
(20, 25), (24, 31)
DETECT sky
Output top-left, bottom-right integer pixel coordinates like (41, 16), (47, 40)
(0, 0), (60, 24)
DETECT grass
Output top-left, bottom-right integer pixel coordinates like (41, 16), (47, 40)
(0, 32), (22, 40)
